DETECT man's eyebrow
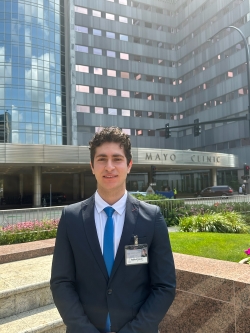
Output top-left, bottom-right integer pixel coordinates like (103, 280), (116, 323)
(95, 153), (125, 158)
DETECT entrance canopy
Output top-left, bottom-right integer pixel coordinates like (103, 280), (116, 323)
(0, 144), (238, 174)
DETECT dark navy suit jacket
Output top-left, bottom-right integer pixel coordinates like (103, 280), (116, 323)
(50, 194), (176, 333)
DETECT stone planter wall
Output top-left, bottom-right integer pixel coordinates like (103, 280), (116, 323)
(160, 253), (250, 333)
(1, 240), (249, 332)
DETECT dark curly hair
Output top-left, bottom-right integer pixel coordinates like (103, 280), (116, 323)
(89, 127), (132, 166)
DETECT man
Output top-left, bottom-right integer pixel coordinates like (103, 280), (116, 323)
(50, 127), (176, 333)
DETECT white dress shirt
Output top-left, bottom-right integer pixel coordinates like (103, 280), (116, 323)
(94, 191), (127, 256)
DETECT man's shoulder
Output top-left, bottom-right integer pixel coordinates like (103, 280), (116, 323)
(64, 196), (94, 213)
(127, 194), (159, 213)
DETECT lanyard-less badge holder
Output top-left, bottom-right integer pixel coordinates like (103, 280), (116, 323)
(125, 235), (148, 265)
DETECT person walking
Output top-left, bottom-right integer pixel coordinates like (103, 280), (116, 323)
(50, 127), (176, 333)
(173, 188), (177, 199)
(239, 186), (243, 195)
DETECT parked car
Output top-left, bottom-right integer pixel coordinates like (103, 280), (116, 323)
(196, 185), (233, 198)
(41, 192), (66, 206)
(129, 191), (147, 196)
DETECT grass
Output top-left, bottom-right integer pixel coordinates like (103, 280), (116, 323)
(169, 232), (250, 263)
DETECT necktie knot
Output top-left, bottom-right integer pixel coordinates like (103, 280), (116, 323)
(104, 206), (115, 218)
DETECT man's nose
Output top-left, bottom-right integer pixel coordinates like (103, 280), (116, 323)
(105, 159), (115, 170)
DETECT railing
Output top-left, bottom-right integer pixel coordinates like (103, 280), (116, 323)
(0, 195), (250, 227)
(0, 206), (63, 227)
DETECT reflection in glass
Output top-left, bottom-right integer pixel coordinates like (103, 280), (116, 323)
(1, 0), (65, 144)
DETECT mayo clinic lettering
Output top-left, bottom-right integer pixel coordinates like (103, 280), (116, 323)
(145, 153), (221, 164)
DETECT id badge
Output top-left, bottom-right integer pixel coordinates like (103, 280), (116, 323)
(125, 243), (148, 265)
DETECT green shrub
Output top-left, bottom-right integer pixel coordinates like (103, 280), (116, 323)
(179, 211), (250, 233)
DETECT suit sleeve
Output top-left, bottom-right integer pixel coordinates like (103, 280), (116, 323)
(50, 208), (100, 333)
(118, 206), (176, 333)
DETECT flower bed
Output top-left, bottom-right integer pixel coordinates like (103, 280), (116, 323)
(0, 219), (59, 245)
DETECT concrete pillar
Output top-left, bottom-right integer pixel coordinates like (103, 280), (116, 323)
(73, 173), (80, 201)
(33, 166), (42, 207)
(211, 168), (217, 186)
(80, 172), (84, 200)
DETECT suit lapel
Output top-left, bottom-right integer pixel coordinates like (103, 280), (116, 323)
(82, 195), (109, 281)
(109, 195), (140, 282)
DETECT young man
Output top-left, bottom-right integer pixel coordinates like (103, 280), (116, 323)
(50, 127), (176, 333)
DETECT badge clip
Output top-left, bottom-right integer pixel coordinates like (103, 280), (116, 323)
(134, 235), (138, 245)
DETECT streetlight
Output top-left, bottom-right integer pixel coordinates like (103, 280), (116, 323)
(208, 26), (250, 136)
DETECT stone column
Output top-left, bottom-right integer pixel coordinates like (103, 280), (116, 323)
(73, 173), (80, 201)
(211, 168), (217, 186)
(33, 166), (42, 207)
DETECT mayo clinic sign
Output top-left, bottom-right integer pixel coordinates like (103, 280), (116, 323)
(132, 148), (238, 168)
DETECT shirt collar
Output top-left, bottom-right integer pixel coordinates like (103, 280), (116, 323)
(95, 190), (127, 216)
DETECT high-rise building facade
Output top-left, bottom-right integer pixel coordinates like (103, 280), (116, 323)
(69, 0), (250, 161)
(0, 0), (247, 204)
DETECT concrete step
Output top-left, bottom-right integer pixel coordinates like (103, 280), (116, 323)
(0, 303), (65, 333)
(0, 255), (53, 319)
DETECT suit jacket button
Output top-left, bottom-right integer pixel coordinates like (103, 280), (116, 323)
(107, 289), (112, 295)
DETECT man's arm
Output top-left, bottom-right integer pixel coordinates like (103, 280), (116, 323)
(118, 206), (176, 333)
(50, 208), (100, 333)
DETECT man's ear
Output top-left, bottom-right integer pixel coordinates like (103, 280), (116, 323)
(90, 162), (94, 174)
(127, 160), (133, 173)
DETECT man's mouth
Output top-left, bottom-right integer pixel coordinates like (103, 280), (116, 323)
(104, 175), (117, 178)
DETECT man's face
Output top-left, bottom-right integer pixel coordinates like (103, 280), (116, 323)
(90, 142), (132, 199)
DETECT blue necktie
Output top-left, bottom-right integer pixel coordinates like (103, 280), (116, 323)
(103, 206), (115, 332)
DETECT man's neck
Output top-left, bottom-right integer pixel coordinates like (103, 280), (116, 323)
(97, 189), (126, 205)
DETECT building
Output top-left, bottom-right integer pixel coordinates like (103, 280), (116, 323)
(0, 0), (248, 206)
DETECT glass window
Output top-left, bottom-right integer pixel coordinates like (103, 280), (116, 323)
(95, 107), (104, 114)
(119, 0), (127, 5)
(119, 16), (128, 23)
(75, 65), (89, 73)
(75, 45), (88, 53)
(76, 85), (89, 93)
(148, 130), (155, 136)
(106, 31), (115, 39)
(135, 74), (141, 80)
(134, 110), (142, 117)
(121, 72), (129, 79)
(75, 26), (88, 33)
(108, 108), (117, 115)
(94, 87), (103, 94)
(93, 29), (102, 36)
(93, 48), (102, 55)
(121, 90), (130, 97)
(107, 69), (116, 77)
(107, 50), (116, 57)
(108, 89), (117, 96)
(136, 129), (143, 136)
(94, 67), (103, 75)
(122, 109), (130, 116)
(93, 10), (101, 17)
(75, 6), (88, 14)
(77, 105), (90, 113)
(122, 129), (131, 135)
(106, 13), (115, 20)
(120, 34), (128, 41)
(120, 53), (129, 60)
(95, 126), (104, 132)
